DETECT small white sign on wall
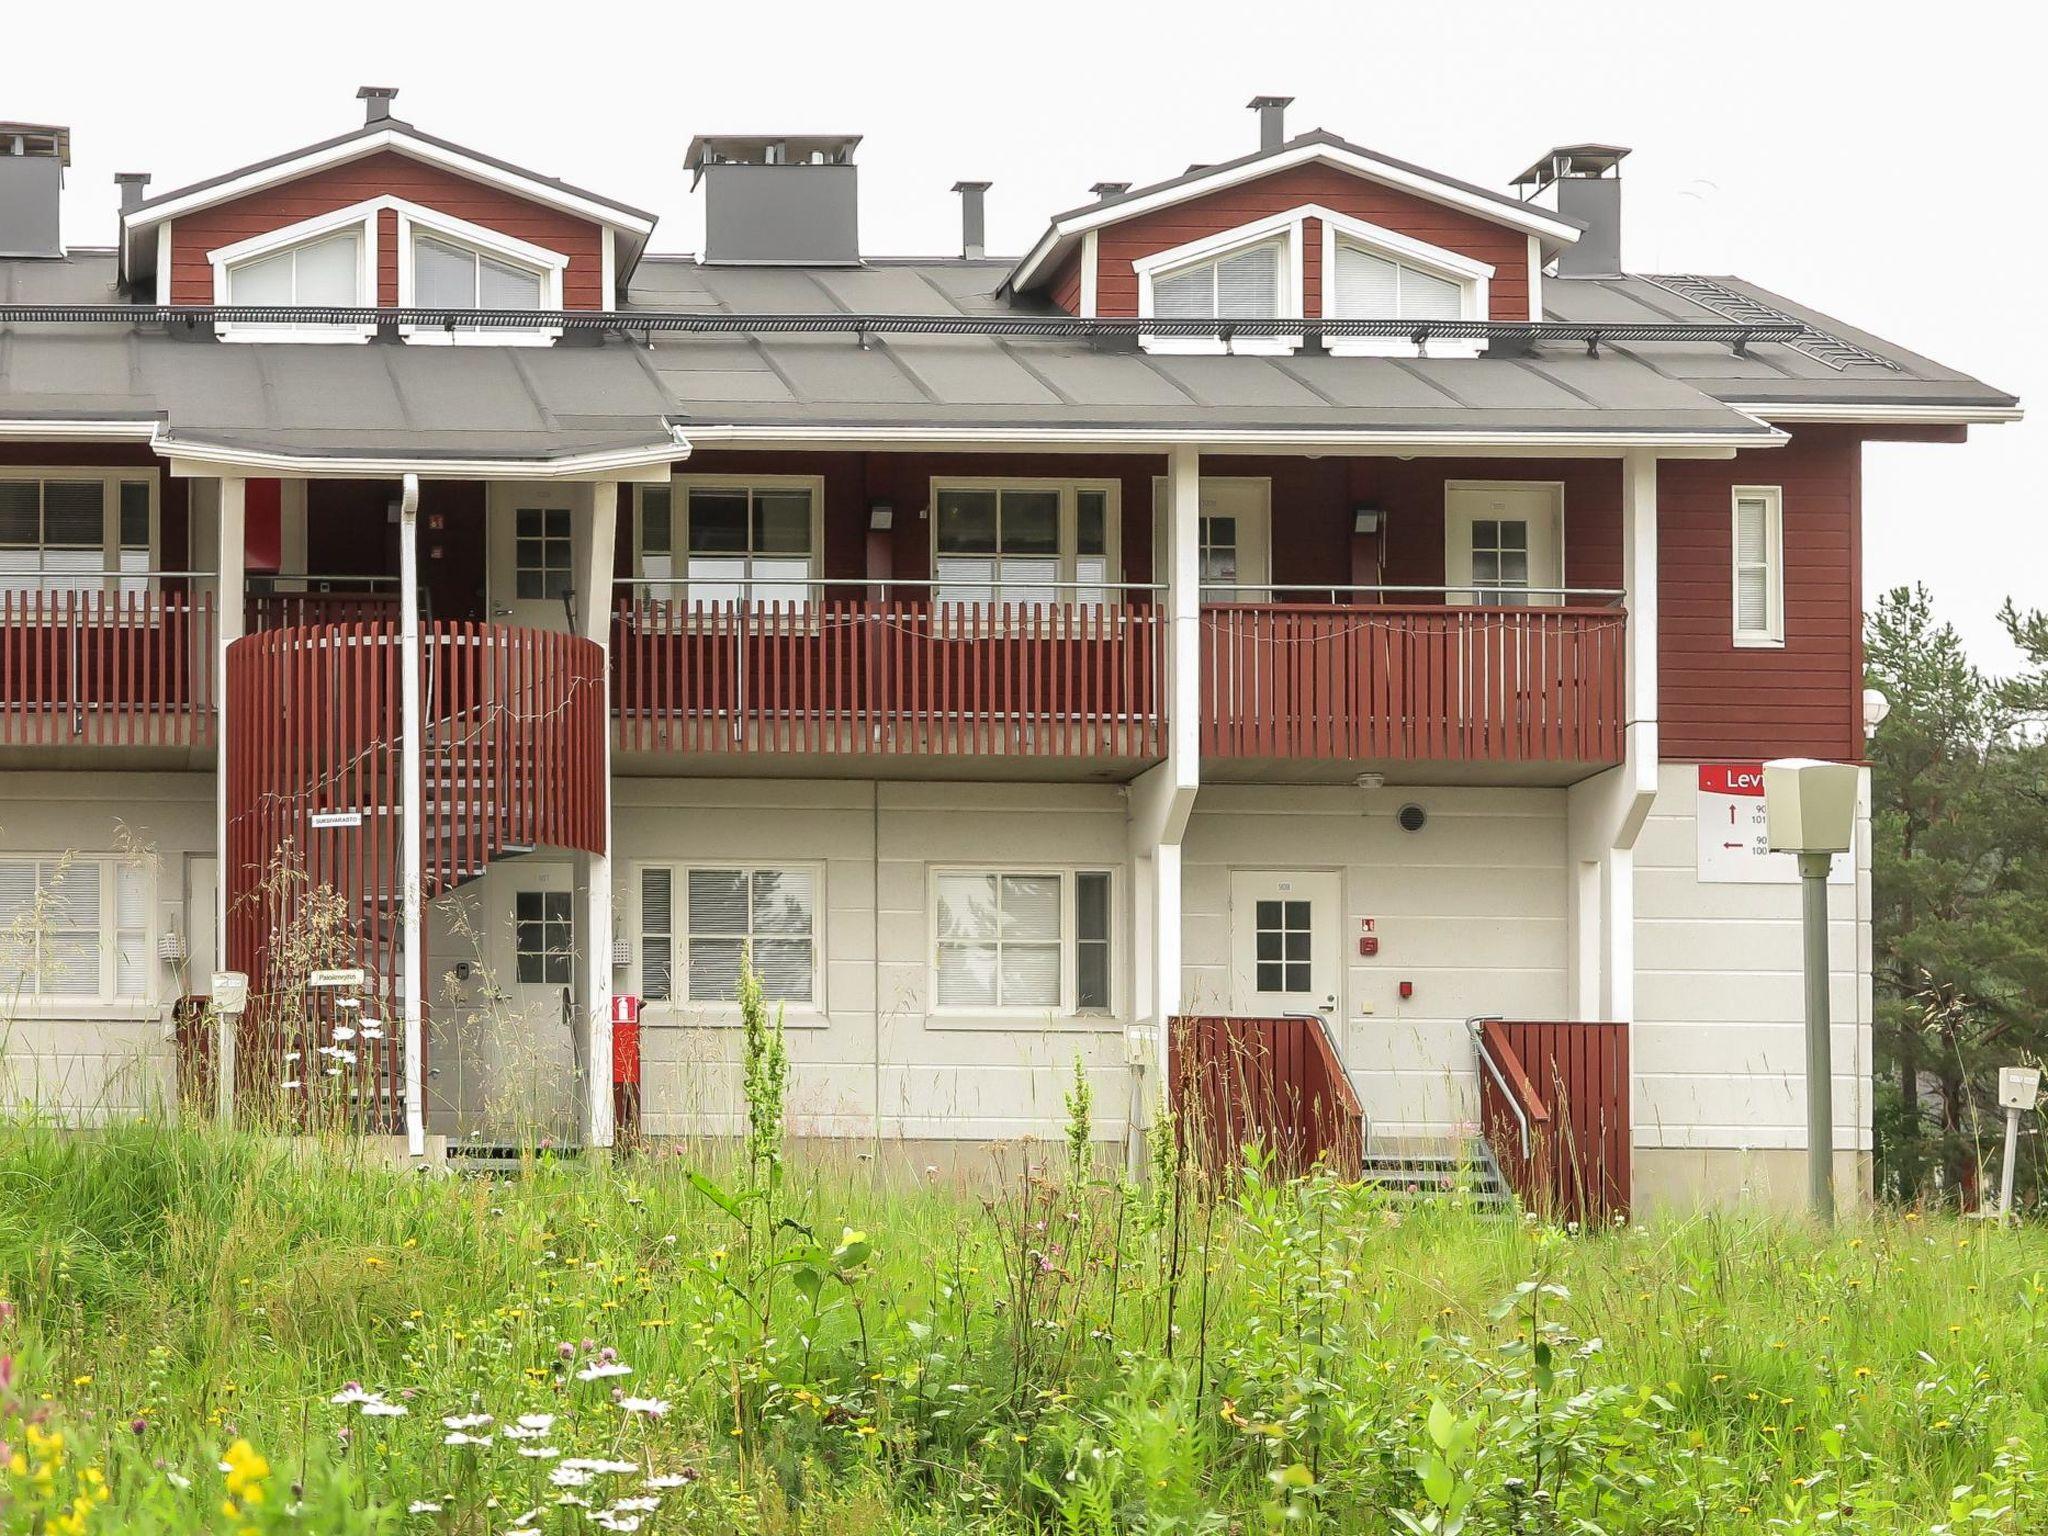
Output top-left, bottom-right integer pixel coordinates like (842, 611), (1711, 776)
(1695, 763), (1853, 885)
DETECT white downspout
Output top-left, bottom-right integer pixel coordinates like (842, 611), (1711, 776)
(397, 473), (425, 1158)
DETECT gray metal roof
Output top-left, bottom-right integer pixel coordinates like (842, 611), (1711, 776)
(0, 250), (2015, 455)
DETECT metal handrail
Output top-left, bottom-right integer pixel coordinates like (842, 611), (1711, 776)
(1205, 584), (1626, 605)
(1, 570), (216, 586)
(1282, 1009), (1368, 1137)
(614, 575), (1166, 592)
(1467, 1015), (1531, 1160)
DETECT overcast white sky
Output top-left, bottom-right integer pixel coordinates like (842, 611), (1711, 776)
(14, 0), (2040, 667)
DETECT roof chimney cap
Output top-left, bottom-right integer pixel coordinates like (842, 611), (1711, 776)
(952, 180), (991, 259)
(1246, 95), (1294, 152)
(1090, 180), (1133, 202)
(114, 171), (151, 213)
(686, 134), (860, 185)
(356, 86), (400, 124)
(1511, 143), (1630, 196)
(1, 123), (71, 167)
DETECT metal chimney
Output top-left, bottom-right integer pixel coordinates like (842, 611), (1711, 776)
(1511, 144), (1630, 278)
(115, 172), (150, 213)
(1090, 181), (1132, 203)
(0, 123), (69, 259)
(356, 86), (400, 125)
(1247, 95), (1293, 153)
(952, 181), (990, 259)
(686, 134), (861, 265)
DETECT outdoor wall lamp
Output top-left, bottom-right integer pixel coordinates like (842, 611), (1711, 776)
(868, 501), (894, 531)
(1763, 756), (1861, 1226)
(1352, 504), (1384, 535)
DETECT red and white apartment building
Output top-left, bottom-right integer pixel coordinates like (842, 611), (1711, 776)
(0, 91), (2020, 1208)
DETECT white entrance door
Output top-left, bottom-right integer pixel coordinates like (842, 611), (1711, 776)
(1229, 871), (1342, 1018)
(488, 485), (577, 632)
(1154, 477), (1273, 602)
(1445, 483), (1564, 606)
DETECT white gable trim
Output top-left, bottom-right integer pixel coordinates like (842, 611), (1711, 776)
(1011, 141), (1579, 293)
(1316, 208), (1492, 358)
(128, 127), (654, 237)
(1132, 207), (1308, 356)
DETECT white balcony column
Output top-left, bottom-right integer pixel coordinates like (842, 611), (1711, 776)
(572, 479), (619, 1149)
(212, 474), (246, 1123)
(397, 475), (426, 1158)
(1125, 445), (1202, 1174)
(1566, 450), (1660, 1022)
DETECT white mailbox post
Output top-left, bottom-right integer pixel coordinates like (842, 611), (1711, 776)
(1997, 1066), (2041, 1226)
(1763, 758), (1861, 1225)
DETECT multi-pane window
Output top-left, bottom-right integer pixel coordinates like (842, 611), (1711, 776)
(0, 476), (155, 596)
(1330, 242), (1466, 320)
(1253, 898), (1312, 995)
(661, 482), (815, 606)
(638, 865), (817, 1006)
(514, 506), (573, 600)
(514, 890), (573, 985)
(412, 233), (545, 309)
(226, 229), (362, 306)
(0, 857), (148, 1000)
(934, 869), (1113, 1012)
(1199, 515), (1239, 598)
(1468, 518), (1531, 605)
(1732, 487), (1785, 646)
(933, 482), (1119, 607)
(1151, 240), (1282, 319)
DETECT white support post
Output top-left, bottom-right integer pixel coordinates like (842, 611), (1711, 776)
(213, 475), (246, 1125)
(574, 480), (619, 1150)
(1125, 446), (1202, 1174)
(397, 475), (425, 1158)
(1565, 450), (1659, 1023)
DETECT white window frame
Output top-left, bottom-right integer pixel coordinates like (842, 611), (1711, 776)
(1318, 209), (1493, 358)
(926, 866), (1119, 1023)
(630, 860), (825, 1024)
(1730, 485), (1786, 648)
(0, 468), (161, 596)
(394, 204), (567, 347)
(209, 195), (568, 346)
(1133, 209), (1306, 356)
(928, 477), (1123, 604)
(644, 474), (827, 606)
(210, 200), (381, 343)
(0, 854), (152, 1007)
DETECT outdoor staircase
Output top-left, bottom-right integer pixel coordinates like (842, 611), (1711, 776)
(1355, 1141), (1516, 1212)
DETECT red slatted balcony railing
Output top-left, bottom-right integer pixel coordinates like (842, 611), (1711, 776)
(1471, 1017), (1631, 1221)
(1201, 596), (1626, 764)
(246, 585), (401, 632)
(1169, 1014), (1364, 1179)
(0, 587), (216, 748)
(612, 583), (1167, 759)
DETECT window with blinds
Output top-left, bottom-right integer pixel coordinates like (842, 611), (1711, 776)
(1330, 240), (1467, 319)
(932, 482), (1120, 608)
(642, 482), (816, 607)
(227, 228), (363, 306)
(0, 857), (148, 1000)
(1731, 488), (1784, 645)
(0, 476), (156, 597)
(1151, 240), (1283, 320)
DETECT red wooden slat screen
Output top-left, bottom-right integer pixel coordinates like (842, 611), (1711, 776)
(1167, 1015), (1363, 1180)
(224, 619), (605, 1133)
(1200, 603), (1626, 763)
(611, 597), (1165, 759)
(246, 592), (401, 631)
(1474, 1018), (1631, 1222)
(0, 589), (215, 747)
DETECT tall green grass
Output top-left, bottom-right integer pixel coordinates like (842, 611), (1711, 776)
(0, 1120), (2042, 1533)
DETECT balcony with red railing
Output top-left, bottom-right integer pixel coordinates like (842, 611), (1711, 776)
(0, 579), (216, 753)
(1470, 1016), (1631, 1221)
(611, 578), (1168, 766)
(1200, 584), (1628, 780)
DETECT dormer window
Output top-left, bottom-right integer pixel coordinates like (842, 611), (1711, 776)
(413, 233), (546, 310)
(227, 229), (364, 307)
(1134, 213), (1304, 355)
(1318, 212), (1492, 357)
(1152, 240), (1281, 322)
(213, 208), (376, 342)
(396, 206), (567, 345)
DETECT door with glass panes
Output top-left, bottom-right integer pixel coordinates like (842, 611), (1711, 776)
(1228, 871), (1342, 1018)
(468, 864), (580, 1141)
(487, 485), (576, 632)
(1150, 476), (1271, 602)
(1443, 483), (1563, 607)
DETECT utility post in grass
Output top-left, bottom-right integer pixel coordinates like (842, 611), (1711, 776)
(1763, 758), (1862, 1226)
(1996, 1067), (2041, 1225)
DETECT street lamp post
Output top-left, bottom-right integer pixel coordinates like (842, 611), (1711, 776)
(1763, 758), (1862, 1225)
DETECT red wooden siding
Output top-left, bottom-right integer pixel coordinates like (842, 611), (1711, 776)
(612, 598), (1165, 759)
(1474, 1019), (1630, 1221)
(0, 589), (214, 748)
(223, 620), (605, 1130)
(1201, 603), (1625, 764)
(1090, 162), (1532, 320)
(1657, 428), (1863, 761)
(1047, 251), (1083, 315)
(168, 150), (607, 307)
(1169, 1015), (1363, 1179)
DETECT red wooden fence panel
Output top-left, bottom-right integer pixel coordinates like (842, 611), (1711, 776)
(1200, 603), (1625, 764)
(611, 597), (1165, 759)
(1168, 1015), (1363, 1180)
(1474, 1018), (1631, 1221)
(0, 589), (215, 748)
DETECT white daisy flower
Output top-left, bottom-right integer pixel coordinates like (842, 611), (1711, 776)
(611, 1496), (660, 1512)
(444, 1431), (493, 1447)
(644, 1474), (692, 1489)
(442, 1413), (493, 1430)
(550, 1466), (595, 1488)
(575, 1361), (632, 1381)
(517, 1413), (556, 1431)
(407, 1500), (442, 1514)
(618, 1396), (669, 1417)
(361, 1400), (408, 1417)
(517, 1446), (561, 1460)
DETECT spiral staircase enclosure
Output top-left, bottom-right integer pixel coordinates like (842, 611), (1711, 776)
(224, 620), (607, 1129)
